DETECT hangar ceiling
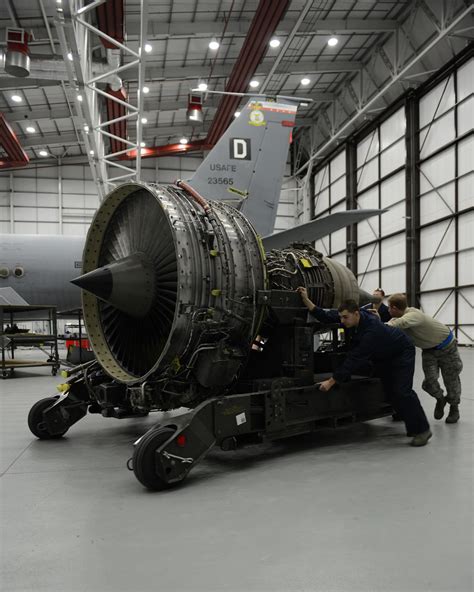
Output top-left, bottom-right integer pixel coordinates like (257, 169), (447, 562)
(0, 0), (472, 185)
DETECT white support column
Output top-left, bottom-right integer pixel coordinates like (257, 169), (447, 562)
(135, 0), (149, 181)
(54, 0), (149, 199)
(9, 172), (14, 233)
(58, 157), (63, 235)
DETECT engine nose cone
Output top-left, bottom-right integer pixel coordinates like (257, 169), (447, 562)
(72, 253), (155, 318)
(71, 265), (113, 300)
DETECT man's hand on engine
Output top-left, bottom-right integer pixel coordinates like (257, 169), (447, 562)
(296, 286), (315, 312)
(319, 378), (336, 392)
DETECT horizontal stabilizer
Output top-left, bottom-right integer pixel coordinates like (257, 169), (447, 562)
(0, 287), (29, 305)
(262, 209), (385, 250)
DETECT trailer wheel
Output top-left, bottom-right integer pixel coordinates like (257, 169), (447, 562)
(28, 397), (68, 439)
(132, 427), (177, 491)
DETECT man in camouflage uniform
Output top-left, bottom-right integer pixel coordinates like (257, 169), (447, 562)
(386, 293), (463, 423)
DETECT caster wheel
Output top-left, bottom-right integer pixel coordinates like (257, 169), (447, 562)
(28, 397), (68, 439)
(132, 427), (177, 490)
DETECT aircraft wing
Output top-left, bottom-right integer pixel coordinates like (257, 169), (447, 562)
(262, 209), (385, 250)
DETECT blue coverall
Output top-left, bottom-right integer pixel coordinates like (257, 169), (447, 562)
(311, 308), (430, 436)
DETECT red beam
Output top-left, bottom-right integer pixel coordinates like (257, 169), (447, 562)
(96, 0), (127, 154)
(96, 0), (124, 49)
(206, 0), (291, 146)
(0, 113), (29, 169)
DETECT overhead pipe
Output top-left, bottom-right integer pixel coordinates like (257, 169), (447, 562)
(120, 139), (211, 160)
(0, 113), (29, 169)
(105, 49), (122, 91)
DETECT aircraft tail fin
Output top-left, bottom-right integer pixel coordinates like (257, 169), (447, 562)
(187, 96), (298, 236)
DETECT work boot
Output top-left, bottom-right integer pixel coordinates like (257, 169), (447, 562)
(410, 430), (432, 447)
(445, 405), (460, 424)
(434, 397), (447, 420)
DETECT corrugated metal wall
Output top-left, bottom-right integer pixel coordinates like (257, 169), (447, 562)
(311, 54), (473, 345)
(0, 156), (295, 235)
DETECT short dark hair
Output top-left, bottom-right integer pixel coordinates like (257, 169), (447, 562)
(337, 299), (360, 313)
(388, 293), (408, 311)
(374, 288), (385, 297)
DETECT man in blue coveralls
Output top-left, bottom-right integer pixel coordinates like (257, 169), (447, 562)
(297, 288), (432, 447)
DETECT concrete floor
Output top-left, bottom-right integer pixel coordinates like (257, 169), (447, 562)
(1, 349), (473, 592)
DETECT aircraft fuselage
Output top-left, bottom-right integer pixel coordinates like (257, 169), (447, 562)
(0, 234), (84, 311)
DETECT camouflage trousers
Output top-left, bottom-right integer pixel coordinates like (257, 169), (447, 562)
(421, 340), (463, 405)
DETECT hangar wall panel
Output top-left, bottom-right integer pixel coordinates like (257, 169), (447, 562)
(312, 149), (346, 259)
(356, 106), (406, 295)
(418, 57), (474, 344)
(0, 157), (295, 237)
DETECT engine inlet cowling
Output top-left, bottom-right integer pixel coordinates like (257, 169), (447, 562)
(75, 182), (266, 384)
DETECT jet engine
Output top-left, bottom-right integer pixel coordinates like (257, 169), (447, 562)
(29, 181), (390, 491)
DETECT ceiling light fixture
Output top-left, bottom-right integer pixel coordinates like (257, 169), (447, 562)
(180, 137), (188, 145)
(269, 38), (280, 48)
(77, 94), (83, 102)
(83, 124), (89, 132)
(144, 43), (152, 53)
(234, 111), (240, 118)
(209, 39), (220, 50)
(140, 141), (146, 147)
(249, 80), (259, 88)
(142, 86), (150, 94)
(26, 126), (36, 133)
(301, 78), (311, 86)
(67, 52), (73, 61)
(39, 150), (48, 157)
(198, 82), (208, 91)
(187, 94), (203, 123)
(11, 95), (22, 103)
(89, 150), (94, 155)
(328, 37), (338, 47)
(141, 117), (148, 124)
